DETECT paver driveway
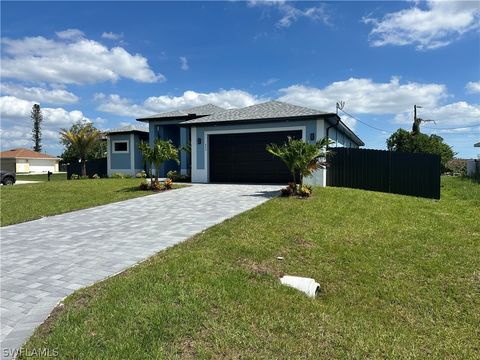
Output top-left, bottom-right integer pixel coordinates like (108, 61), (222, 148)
(0, 184), (280, 359)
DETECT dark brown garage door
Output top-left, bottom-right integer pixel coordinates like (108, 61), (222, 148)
(209, 130), (302, 183)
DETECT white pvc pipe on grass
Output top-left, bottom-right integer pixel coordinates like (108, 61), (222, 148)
(280, 276), (320, 298)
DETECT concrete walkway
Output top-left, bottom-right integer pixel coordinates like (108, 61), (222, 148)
(0, 184), (280, 358)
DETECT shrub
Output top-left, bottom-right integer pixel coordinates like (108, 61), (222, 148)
(151, 180), (163, 191)
(70, 174), (79, 180)
(164, 178), (173, 190)
(166, 170), (191, 182)
(136, 171), (147, 178)
(91, 173), (100, 179)
(111, 172), (132, 179)
(298, 185), (312, 198)
(445, 159), (467, 176)
(167, 170), (178, 180)
(280, 187), (293, 197)
(139, 180), (150, 191)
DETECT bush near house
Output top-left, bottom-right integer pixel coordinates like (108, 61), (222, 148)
(445, 158), (467, 176)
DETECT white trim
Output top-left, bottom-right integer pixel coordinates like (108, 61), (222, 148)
(191, 127), (208, 182)
(112, 140), (129, 154)
(192, 126), (306, 183)
(130, 133), (135, 170)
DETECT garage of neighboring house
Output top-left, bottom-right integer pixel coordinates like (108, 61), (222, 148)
(0, 148), (60, 173)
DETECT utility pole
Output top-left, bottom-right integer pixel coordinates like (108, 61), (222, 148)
(412, 105), (435, 134)
(412, 105), (421, 134)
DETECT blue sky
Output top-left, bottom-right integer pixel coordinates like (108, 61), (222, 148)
(1, 1), (479, 157)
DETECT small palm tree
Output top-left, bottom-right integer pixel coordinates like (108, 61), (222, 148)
(139, 139), (179, 183)
(59, 126), (102, 177)
(266, 137), (332, 187)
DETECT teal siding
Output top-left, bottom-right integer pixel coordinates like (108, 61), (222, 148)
(110, 133), (131, 170)
(134, 134), (146, 170)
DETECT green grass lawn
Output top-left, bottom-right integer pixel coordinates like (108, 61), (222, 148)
(21, 178), (479, 359)
(16, 173), (67, 182)
(0, 179), (183, 226)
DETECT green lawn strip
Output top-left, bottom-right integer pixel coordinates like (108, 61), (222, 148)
(16, 173), (68, 182)
(21, 177), (480, 359)
(0, 179), (186, 226)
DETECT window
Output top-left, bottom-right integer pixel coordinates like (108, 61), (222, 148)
(113, 140), (129, 153)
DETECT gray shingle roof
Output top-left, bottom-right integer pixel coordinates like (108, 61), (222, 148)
(106, 124), (149, 134)
(181, 100), (331, 125)
(137, 104), (226, 120)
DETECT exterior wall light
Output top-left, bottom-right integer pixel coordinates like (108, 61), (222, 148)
(310, 133), (315, 141)
(197, 138), (202, 145)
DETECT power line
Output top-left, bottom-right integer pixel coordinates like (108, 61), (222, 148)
(338, 109), (391, 134)
(423, 123), (480, 130)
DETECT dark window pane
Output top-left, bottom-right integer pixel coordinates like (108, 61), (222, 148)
(114, 142), (128, 151)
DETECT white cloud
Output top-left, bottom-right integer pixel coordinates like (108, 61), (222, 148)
(248, 0), (330, 28)
(95, 89), (265, 117)
(279, 77), (447, 114)
(0, 96), (88, 127)
(466, 81), (480, 93)
(56, 29), (85, 40)
(94, 93), (154, 118)
(364, 1), (480, 50)
(262, 78), (279, 86)
(180, 56), (189, 71)
(394, 101), (480, 128)
(0, 83), (79, 104)
(0, 95), (93, 152)
(1, 30), (164, 85)
(101, 31), (123, 40)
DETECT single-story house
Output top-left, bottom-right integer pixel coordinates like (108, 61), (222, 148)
(106, 100), (364, 185)
(0, 148), (61, 173)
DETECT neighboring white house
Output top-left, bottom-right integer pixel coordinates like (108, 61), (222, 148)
(466, 141), (480, 176)
(0, 148), (60, 173)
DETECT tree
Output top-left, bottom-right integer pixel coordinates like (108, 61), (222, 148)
(266, 137), (332, 187)
(60, 120), (106, 163)
(138, 139), (179, 183)
(31, 104), (43, 152)
(386, 128), (454, 172)
(59, 125), (103, 176)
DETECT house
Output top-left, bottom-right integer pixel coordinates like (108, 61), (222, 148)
(107, 100), (364, 184)
(0, 148), (61, 173)
(106, 125), (149, 176)
(466, 141), (480, 176)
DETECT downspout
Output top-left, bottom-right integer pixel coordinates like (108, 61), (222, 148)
(324, 115), (341, 188)
(326, 115), (340, 148)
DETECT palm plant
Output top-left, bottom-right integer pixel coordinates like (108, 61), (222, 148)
(139, 139), (179, 183)
(266, 137), (332, 187)
(59, 126), (102, 177)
